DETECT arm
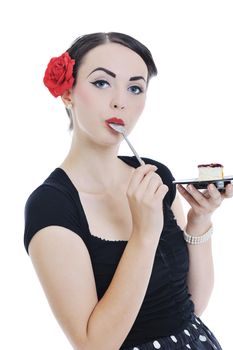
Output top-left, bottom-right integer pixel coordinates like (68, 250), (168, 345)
(171, 192), (214, 316)
(29, 225), (159, 350)
(172, 182), (233, 316)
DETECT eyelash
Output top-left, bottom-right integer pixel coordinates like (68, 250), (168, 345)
(90, 79), (144, 95)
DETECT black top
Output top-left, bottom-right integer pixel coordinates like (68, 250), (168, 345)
(24, 156), (194, 349)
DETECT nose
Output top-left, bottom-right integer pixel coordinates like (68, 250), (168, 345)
(110, 91), (126, 110)
(113, 104), (125, 110)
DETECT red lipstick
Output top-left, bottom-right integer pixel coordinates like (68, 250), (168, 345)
(105, 117), (125, 126)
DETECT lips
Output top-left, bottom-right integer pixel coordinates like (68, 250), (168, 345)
(105, 117), (125, 126)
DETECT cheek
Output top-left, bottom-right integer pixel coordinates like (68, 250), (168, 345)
(73, 83), (103, 113)
(131, 96), (146, 115)
(128, 98), (146, 132)
(73, 85), (93, 106)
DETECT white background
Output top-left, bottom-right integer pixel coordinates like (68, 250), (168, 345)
(1, 0), (233, 348)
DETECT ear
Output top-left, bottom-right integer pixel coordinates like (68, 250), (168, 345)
(61, 89), (72, 107)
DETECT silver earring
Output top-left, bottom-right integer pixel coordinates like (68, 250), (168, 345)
(66, 104), (72, 110)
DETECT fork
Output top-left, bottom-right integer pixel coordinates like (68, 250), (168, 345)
(108, 123), (144, 166)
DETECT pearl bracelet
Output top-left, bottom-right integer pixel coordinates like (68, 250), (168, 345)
(183, 226), (213, 245)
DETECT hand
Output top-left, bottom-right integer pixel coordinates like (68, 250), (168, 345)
(127, 163), (168, 241)
(177, 183), (233, 228)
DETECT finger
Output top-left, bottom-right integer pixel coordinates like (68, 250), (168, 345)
(186, 184), (211, 209)
(144, 173), (163, 199)
(177, 184), (203, 210)
(224, 183), (233, 198)
(137, 170), (160, 196)
(153, 184), (169, 203)
(127, 165), (157, 193)
(201, 189), (211, 199)
(207, 184), (222, 206)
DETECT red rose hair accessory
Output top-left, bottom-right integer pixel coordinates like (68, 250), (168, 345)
(43, 52), (75, 97)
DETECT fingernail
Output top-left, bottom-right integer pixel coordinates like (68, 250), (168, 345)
(177, 184), (184, 192)
(188, 184), (194, 192)
(209, 184), (215, 191)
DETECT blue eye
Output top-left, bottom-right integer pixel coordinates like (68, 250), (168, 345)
(91, 80), (110, 89)
(128, 85), (144, 95)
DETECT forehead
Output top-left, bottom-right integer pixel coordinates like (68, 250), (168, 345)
(80, 43), (148, 78)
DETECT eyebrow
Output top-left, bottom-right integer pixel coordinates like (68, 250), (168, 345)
(87, 67), (146, 82)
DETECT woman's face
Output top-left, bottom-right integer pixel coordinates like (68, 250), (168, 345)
(71, 43), (148, 143)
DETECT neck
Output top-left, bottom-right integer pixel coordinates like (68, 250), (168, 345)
(59, 130), (132, 194)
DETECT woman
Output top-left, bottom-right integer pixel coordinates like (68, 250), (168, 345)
(24, 32), (233, 349)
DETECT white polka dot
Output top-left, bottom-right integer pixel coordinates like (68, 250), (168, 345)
(170, 335), (178, 342)
(133, 348), (139, 350)
(192, 323), (198, 329)
(153, 340), (161, 349)
(195, 318), (201, 324)
(184, 329), (191, 336)
(199, 335), (207, 342)
(186, 345), (191, 349)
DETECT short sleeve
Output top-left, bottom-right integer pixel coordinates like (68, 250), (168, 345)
(24, 184), (85, 255)
(141, 157), (176, 206)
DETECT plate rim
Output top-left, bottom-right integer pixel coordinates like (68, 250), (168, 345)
(172, 175), (233, 185)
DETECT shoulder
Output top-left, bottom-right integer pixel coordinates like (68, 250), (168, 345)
(24, 167), (79, 216)
(25, 183), (73, 212)
(24, 179), (85, 255)
(24, 184), (76, 234)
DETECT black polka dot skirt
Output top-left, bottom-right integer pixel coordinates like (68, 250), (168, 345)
(124, 314), (222, 349)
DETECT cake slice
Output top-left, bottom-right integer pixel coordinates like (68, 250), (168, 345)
(198, 163), (224, 180)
